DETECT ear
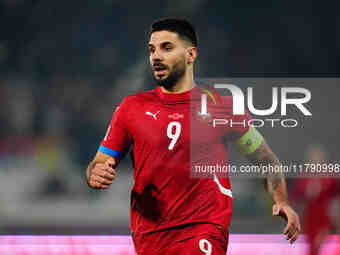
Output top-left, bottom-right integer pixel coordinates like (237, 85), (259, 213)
(186, 47), (197, 65)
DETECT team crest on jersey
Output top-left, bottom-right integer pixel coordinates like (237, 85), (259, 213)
(168, 113), (184, 120)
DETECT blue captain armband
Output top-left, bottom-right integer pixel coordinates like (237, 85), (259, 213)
(99, 145), (124, 158)
(234, 127), (264, 155)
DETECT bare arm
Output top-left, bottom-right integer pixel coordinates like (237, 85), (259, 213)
(86, 151), (120, 189)
(246, 140), (288, 206)
(245, 139), (301, 243)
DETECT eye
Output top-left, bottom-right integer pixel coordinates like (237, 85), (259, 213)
(149, 48), (155, 54)
(165, 46), (172, 51)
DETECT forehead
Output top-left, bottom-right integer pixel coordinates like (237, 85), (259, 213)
(149, 31), (181, 46)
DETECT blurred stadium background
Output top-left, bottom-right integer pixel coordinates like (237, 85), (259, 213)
(0, 0), (339, 246)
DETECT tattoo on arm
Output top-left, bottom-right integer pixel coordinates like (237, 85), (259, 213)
(270, 176), (282, 191)
(246, 140), (288, 204)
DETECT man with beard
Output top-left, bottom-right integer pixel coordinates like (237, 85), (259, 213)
(85, 18), (300, 254)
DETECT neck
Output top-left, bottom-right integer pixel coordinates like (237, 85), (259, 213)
(160, 68), (195, 94)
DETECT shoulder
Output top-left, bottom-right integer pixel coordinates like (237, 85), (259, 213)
(219, 95), (233, 107)
(121, 88), (158, 106)
(197, 84), (233, 108)
(210, 95), (233, 112)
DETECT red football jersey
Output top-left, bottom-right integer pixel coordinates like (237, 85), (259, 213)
(100, 86), (251, 235)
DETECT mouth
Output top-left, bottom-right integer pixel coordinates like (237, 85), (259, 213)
(153, 64), (168, 76)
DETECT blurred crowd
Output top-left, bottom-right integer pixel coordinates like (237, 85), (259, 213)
(0, 77), (112, 165)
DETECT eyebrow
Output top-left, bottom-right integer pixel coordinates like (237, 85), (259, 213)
(148, 41), (173, 47)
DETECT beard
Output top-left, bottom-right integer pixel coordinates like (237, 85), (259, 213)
(152, 58), (186, 90)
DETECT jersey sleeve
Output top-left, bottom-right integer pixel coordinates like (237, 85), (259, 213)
(99, 98), (132, 158)
(220, 95), (252, 140)
(220, 96), (264, 155)
(229, 110), (252, 140)
(230, 111), (264, 155)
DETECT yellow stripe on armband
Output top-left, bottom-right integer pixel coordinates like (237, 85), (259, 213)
(234, 126), (264, 155)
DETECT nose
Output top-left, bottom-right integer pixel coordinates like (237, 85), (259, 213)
(151, 48), (164, 63)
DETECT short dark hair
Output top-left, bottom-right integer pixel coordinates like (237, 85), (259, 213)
(151, 18), (197, 47)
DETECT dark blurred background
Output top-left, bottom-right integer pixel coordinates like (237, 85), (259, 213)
(0, 0), (339, 235)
